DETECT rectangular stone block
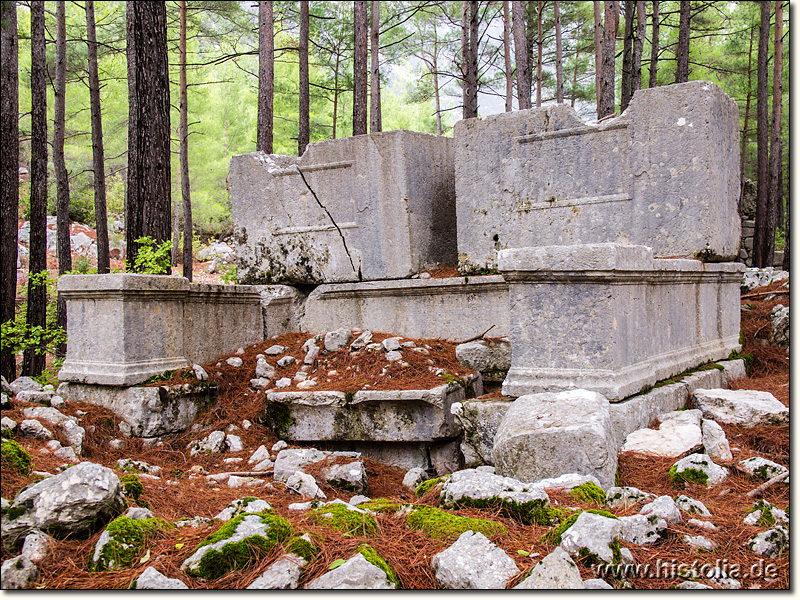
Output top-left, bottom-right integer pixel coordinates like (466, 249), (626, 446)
(230, 130), (456, 284)
(58, 274), (262, 386)
(499, 244), (743, 401)
(302, 275), (508, 341)
(456, 81), (741, 270)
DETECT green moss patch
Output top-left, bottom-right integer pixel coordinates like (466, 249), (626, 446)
(285, 534), (320, 563)
(90, 516), (173, 571)
(415, 475), (448, 497)
(444, 495), (562, 526)
(312, 503), (377, 537)
(569, 482), (606, 505)
(359, 499), (406, 514)
(358, 544), (400, 588)
(405, 505), (505, 540)
(668, 465), (709, 488)
(120, 474), (144, 502)
(1, 439), (32, 474)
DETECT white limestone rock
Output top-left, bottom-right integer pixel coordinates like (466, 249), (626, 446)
(275, 377), (292, 388)
(701, 419), (733, 462)
(1, 416), (17, 436)
(676, 580), (713, 589)
(192, 364), (208, 381)
(265, 344), (286, 355)
(1, 462), (125, 551)
(249, 445), (270, 464)
(124, 507), (155, 520)
(770, 304), (789, 349)
(135, 566), (189, 589)
(605, 486), (656, 509)
(692, 388), (788, 427)
(619, 514), (668, 545)
(189, 430), (226, 456)
(350, 330), (373, 351)
(402, 467), (428, 491)
(53, 446), (79, 463)
(250, 377), (271, 390)
(255, 356), (276, 379)
(560, 512), (623, 564)
(688, 518), (718, 532)
(272, 440), (288, 453)
(225, 434), (243, 453)
(670, 453), (729, 487)
(532, 473), (603, 492)
(738, 457), (788, 482)
(306, 552), (395, 589)
(741, 267), (789, 292)
(381, 337), (402, 352)
(214, 498), (272, 522)
(324, 328), (353, 352)
(0, 555), (38, 589)
(18, 419), (53, 439)
(620, 410), (703, 458)
(744, 500), (789, 526)
(746, 526), (789, 558)
(514, 547), (582, 589)
(431, 530), (520, 589)
(10, 376), (43, 395)
(675, 495), (712, 517)
(20, 529), (51, 564)
(297, 379), (317, 389)
(684, 535), (718, 552)
(303, 345), (320, 365)
(248, 553), (307, 589)
(583, 578), (613, 589)
(640, 496), (682, 524)
(226, 357), (244, 368)
(14, 390), (54, 404)
(440, 468), (550, 513)
(324, 461), (368, 494)
(116, 458), (162, 475)
(274, 448), (364, 492)
(285, 471), (326, 499)
(455, 339), (512, 378)
(0, 392), (9, 410)
(277, 355), (295, 367)
(60, 419), (86, 454)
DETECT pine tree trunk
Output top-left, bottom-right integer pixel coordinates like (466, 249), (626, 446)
(125, 1), (142, 267)
(535, 1), (543, 107)
(621, 0), (634, 112)
(599, 1), (617, 119)
(257, 1), (274, 154)
(370, 1), (382, 132)
(554, 1), (563, 104)
(22, 0), (48, 377)
(769, 0), (783, 264)
(131, 1), (171, 270)
(86, 0), (110, 274)
(1, 0), (19, 382)
(55, 0), (71, 355)
(676, 0), (690, 83)
(594, 1), (603, 116)
(180, 0), (193, 280)
(353, 1), (369, 135)
(513, 0), (531, 110)
(782, 181), (789, 271)
(503, 0), (512, 111)
(298, 1), (310, 154)
(463, 0), (479, 119)
(648, 0), (659, 87)
(753, 0), (771, 268)
(739, 24), (754, 209)
(631, 1), (645, 99)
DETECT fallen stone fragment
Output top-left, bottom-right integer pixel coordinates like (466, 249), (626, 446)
(248, 553), (307, 589)
(89, 515), (171, 571)
(701, 419), (733, 462)
(559, 512), (623, 564)
(175, 516), (212, 528)
(382, 337), (402, 352)
(605, 486), (656, 509)
(620, 410), (702, 458)
(53, 446), (79, 463)
(747, 526), (789, 558)
(324, 328), (354, 352)
(304, 345), (320, 365)
(1, 375), (12, 395)
(738, 457), (789, 482)
(705, 566), (741, 589)
(675, 495), (711, 517)
(619, 514), (667, 545)
(669, 453), (729, 488)
(249, 445), (270, 464)
(265, 344), (286, 355)
(640, 495), (682, 524)
(10, 376), (42, 395)
(583, 578), (613, 589)
(744, 500), (788, 527)
(431, 530), (520, 589)
(402, 467), (428, 491)
(116, 458), (161, 475)
(189, 430), (226, 457)
(306, 552), (396, 590)
(135, 566), (189, 589)
(688, 519), (718, 532)
(1, 416), (17, 436)
(15, 390), (54, 404)
(60, 420), (86, 454)
(213, 498), (272, 522)
(226, 357), (244, 368)
(350, 330), (373, 351)
(0, 392), (9, 409)
(19, 419), (53, 439)
(250, 378), (270, 390)
(192, 364), (209, 381)
(20, 529), (51, 564)
(684, 535), (718, 552)
(285, 472), (326, 499)
(277, 356), (295, 367)
(275, 377), (291, 388)
(0, 555), (38, 589)
(514, 547), (583, 589)
(675, 581), (712, 589)
(770, 304), (789, 349)
(272, 440), (288, 453)
(532, 473), (603, 492)
(225, 434), (243, 453)
(255, 357), (276, 379)
(691, 389), (788, 427)
(297, 379), (317, 389)
(385, 350), (403, 362)
(455, 339), (511, 381)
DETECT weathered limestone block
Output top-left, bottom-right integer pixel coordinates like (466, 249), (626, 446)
(58, 274), (262, 386)
(493, 390), (617, 488)
(620, 410), (703, 458)
(451, 397), (514, 467)
(431, 530), (520, 589)
(257, 285), (306, 339)
(455, 339), (512, 381)
(692, 388), (789, 426)
(514, 547), (583, 589)
(499, 244), (743, 400)
(303, 275), (508, 341)
(231, 130), (456, 284)
(456, 81), (741, 270)
(305, 552), (396, 589)
(559, 512), (623, 564)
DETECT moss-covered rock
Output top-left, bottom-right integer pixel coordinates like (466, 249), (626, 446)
(569, 482), (606, 505)
(182, 510), (292, 579)
(540, 509), (617, 545)
(415, 475), (449, 497)
(668, 465), (708, 487)
(405, 505), (505, 540)
(89, 516), (173, 571)
(285, 533), (320, 563)
(120, 474), (144, 502)
(357, 544), (400, 588)
(312, 502), (377, 537)
(358, 499), (406, 514)
(1, 439), (32, 474)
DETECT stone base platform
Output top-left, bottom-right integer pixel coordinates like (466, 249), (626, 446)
(499, 244), (743, 401)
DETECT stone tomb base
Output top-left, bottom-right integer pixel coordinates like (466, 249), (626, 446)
(499, 244), (743, 401)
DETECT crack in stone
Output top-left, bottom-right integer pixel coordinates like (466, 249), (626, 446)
(294, 166), (361, 280)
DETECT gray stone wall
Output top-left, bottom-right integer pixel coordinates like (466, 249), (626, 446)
(230, 130), (456, 285)
(456, 81), (741, 271)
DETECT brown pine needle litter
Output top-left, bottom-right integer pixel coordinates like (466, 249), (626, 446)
(1, 283), (789, 589)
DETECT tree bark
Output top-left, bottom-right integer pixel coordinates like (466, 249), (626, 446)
(298, 1), (310, 154)
(739, 23), (754, 209)
(129, 1), (171, 270)
(463, 1), (479, 119)
(1, 0), (19, 382)
(125, 1), (142, 268)
(554, 1), (563, 104)
(535, 1), (543, 107)
(86, 0), (110, 274)
(370, 1), (382, 131)
(257, 1), (274, 153)
(594, 1), (603, 116)
(782, 181), (789, 271)
(676, 0), (690, 83)
(512, 1), (531, 110)
(768, 0), (783, 266)
(353, 1), (369, 135)
(599, 1), (617, 119)
(179, 0), (193, 280)
(631, 1), (645, 98)
(621, 0), (634, 112)
(22, 0), (48, 377)
(753, 0), (771, 268)
(503, 0), (512, 111)
(648, 0), (659, 87)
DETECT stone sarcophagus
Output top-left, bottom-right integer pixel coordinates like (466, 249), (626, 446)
(455, 81), (741, 271)
(230, 130), (456, 285)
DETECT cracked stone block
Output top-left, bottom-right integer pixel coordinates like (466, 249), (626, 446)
(231, 130), (456, 284)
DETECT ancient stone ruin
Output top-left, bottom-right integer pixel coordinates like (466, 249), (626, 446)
(56, 81), (746, 483)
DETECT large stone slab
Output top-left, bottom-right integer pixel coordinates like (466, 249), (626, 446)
(231, 130), (456, 284)
(493, 389), (617, 488)
(456, 81), (740, 271)
(58, 274), (262, 386)
(499, 244), (742, 400)
(691, 388), (789, 426)
(302, 275), (508, 341)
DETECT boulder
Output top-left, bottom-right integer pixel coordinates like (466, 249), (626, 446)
(18, 419), (53, 439)
(675, 495), (711, 517)
(619, 514), (668, 545)
(14, 390), (54, 404)
(451, 398), (513, 467)
(402, 467), (428, 491)
(135, 566), (189, 589)
(738, 457), (789, 482)
(620, 410), (703, 458)
(493, 390), (617, 488)
(701, 419), (733, 462)
(770, 304), (789, 349)
(747, 526), (789, 558)
(10, 376), (42, 395)
(560, 512), (623, 564)
(248, 553), (307, 589)
(1, 462), (125, 551)
(691, 389), (788, 427)
(89, 515), (171, 571)
(744, 500), (788, 526)
(306, 552), (396, 590)
(431, 530), (520, 589)
(285, 472), (326, 499)
(440, 469), (550, 522)
(455, 339), (512, 381)
(640, 496), (682, 524)
(324, 328), (353, 352)
(514, 547), (583, 589)
(188, 430), (226, 456)
(669, 453), (729, 488)
(0, 555), (37, 590)
(605, 486), (656, 509)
